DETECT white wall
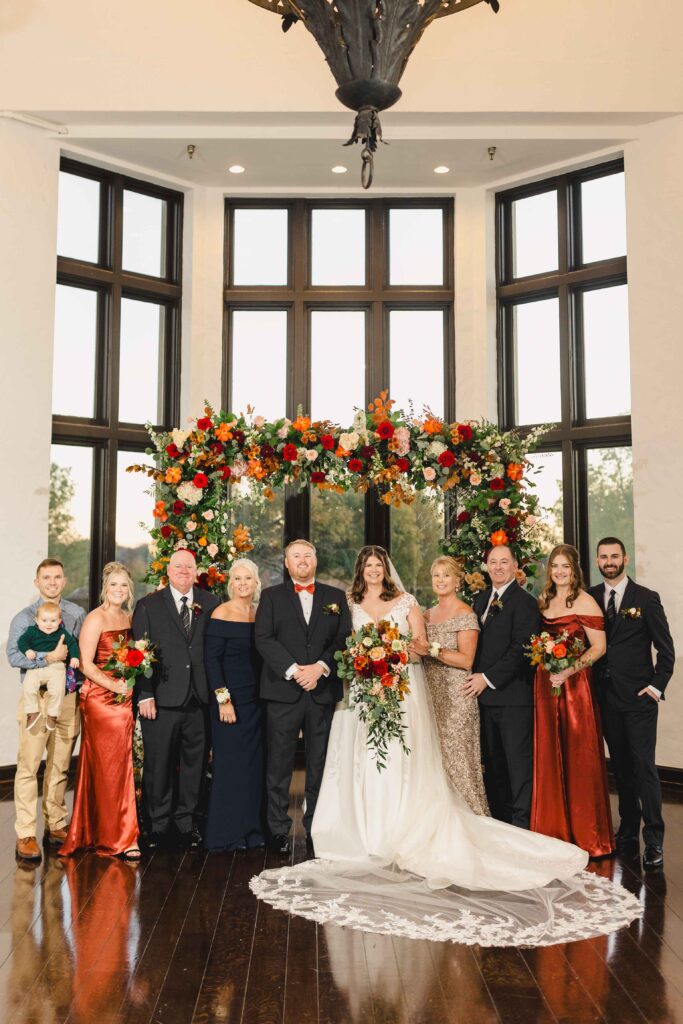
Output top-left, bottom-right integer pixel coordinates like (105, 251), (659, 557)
(0, 119), (60, 764)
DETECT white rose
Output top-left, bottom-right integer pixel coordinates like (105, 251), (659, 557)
(277, 426), (289, 439)
(339, 431), (359, 451)
(202, 510), (215, 521)
(305, 449), (319, 462)
(171, 428), (189, 448)
(469, 472), (482, 487)
(176, 481), (203, 506)
(362, 637), (374, 648)
(428, 440), (447, 458)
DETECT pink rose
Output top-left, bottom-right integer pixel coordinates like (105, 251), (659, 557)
(498, 498), (511, 510)
(207, 543), (219, 557)
(305, 449), (319, 462)
(470, 472), (482, 486)
(202, 510), (215, 521)
(423, 467), (437, 482)
(253, 415), (265, 428)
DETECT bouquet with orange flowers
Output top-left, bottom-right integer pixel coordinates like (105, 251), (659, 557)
(525, 630), (586, 697)
(335, 619), (411, 771)
(103, 634), (157, 704)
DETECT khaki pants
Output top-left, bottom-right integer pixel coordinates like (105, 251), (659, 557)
(14, 688), (80, 839)
(21, 662), (65, 718)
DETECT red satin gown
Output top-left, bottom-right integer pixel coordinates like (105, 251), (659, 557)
(530, 614), (614, 858)
(60, 629), (139, 856)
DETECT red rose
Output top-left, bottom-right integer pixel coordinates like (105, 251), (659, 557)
(219, 466), (232, 480)
(165, 443), (180, 458)
(457, 423), (473, 442)
(380, 673), (395, 688)
(233, 429), (245, 446)
(209, 441), (223, 454)
(160, 525), (172, 538)
(321, 434), (335, 451)
(489, 478), (505, 491)
(172, 500), (186, 515)
(396, 457), (410, 473)
(126, 648), (145, 668)
(311, 471), (326, 483)
(362, 662), (374, 678)
(282, 443), (298, 462)
(505, 515), (519, 529)
(438, 450), (455, 468)
(197, 417), (212, 431)
(348, 458), (363, 473)
(389, 652), (401, 665)
(360, 445), (376, 460)
(374, 660), (388, 676)
(457, 510), (470, 523)
(377, 421), (395, 440)
(193, 472), (209, 488)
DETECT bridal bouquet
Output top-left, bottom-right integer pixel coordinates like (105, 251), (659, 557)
(103, 634), (157, 704)
(335, 620), (411, 771)
(525, 630), (586, 697)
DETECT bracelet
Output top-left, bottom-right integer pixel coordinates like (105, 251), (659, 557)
(429, 642), (442, 659)
(215, 687), (232, 705)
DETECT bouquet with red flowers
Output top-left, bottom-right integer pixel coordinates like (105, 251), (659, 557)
(335, 619), (411, 771)
(103, 634), (157, 704)
(525, 630), (586, 697)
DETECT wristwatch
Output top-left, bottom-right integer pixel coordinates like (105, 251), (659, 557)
(429, 642), (442, 659)
(215, 687), (232, 704)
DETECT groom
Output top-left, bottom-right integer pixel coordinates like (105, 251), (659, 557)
(463, 545), (541, 829)
(255, 540), (351, 855)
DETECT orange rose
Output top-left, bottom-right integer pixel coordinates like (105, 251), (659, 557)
(152, 500), (168, 522)
(506, 462), (524, 482)
(552, 643), (567, 658)
(399, 651), (408, 664)
(380, 673), (395, 688)
(354, 656), (368, 671)
(165, 467), (182, 484)
(197, 536), (208, 547)
(490, 529), (509, 546)
(292, 415), (311, 433)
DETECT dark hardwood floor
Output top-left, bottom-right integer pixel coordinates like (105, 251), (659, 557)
(1, 775), (682, 1024)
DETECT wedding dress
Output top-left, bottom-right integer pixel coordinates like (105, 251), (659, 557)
(251, 593), (641, 946)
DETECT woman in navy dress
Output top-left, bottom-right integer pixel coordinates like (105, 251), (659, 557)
(204, 558), (265, 851)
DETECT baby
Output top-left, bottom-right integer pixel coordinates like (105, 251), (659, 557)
(17, 602), (80, 733)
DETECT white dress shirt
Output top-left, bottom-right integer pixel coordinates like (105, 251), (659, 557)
(482, 579), (516, 690)
(604, 576), (660, 699)
(285, 581), (330, 680)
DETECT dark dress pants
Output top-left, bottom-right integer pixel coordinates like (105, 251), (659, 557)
(602, 686), (664, 846)
(140, 699), (207, 835)
(480, 704), (533, 829)
(266, 693), (334, 837)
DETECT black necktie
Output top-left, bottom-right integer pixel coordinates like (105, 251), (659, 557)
(487, 591), (500, 621)
(606, 589), (617, 630)
(180, 595), (191, 636)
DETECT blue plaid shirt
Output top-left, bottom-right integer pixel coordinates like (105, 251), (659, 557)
(7, 597), (86, 693)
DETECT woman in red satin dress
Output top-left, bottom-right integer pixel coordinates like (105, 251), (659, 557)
(531, 544), (614, 858)
(60, 562), (140, 859)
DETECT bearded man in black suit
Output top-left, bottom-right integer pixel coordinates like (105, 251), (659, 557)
(462, 545), (542, 829)
(133, 548), (219, 849)
(255, 540), (351, 856)
(589, 537), (675, 870)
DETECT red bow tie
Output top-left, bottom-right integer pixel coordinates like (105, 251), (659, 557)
(295, 583), (315, 594)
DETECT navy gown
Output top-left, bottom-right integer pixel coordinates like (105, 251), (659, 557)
(203, 619), (265, 851)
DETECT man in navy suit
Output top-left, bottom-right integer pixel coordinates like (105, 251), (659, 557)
(589, 537), (675, 870)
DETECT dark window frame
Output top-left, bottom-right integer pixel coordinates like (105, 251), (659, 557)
(496, 158), (631, 570)
(223, 197), (455, 554)
(53, 157), (183, 609)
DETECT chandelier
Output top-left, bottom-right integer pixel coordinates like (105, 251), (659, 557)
(246, 0), (500, 188)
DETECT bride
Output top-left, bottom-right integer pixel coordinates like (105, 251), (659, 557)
(251, 546), (641, 946)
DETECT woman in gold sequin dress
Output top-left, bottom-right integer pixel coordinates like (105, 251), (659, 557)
(412, 556), (490, 816)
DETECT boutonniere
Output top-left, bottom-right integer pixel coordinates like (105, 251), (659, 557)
(490, 599), (504, 612)
(621, 607), (642, 619)
(323, 603), (341, 616)
(191, 602), (202, 616)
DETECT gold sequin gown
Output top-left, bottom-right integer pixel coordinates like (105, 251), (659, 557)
(425, 613), (490, 816)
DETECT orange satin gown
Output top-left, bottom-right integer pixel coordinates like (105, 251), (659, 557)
(530, 614), (614, 858)
(60, 629), (139, 856)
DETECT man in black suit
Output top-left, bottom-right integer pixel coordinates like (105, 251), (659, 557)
(255, 540), (351, 855)
(133, 548), (219, 848)
(589, 537), (675, 870)
(462, 545), (542, 829)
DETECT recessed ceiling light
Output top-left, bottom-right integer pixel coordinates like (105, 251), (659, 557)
(434, 165), (450, 174)
(228, 164), (245, 174)
(331, 165), (348, 174)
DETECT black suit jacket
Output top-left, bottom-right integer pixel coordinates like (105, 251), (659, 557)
(588, 577), (675, 701)
(132, 586), (220, 707)
(255, 580), (351, 705)
(472, 581), (542, 707)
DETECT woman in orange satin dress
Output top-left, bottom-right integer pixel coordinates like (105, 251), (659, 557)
(60, 562), (140, 859)
(531, 544), (614, 858)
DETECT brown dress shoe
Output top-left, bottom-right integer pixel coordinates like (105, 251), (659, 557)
(16, 837), (42, 862)
(43, 827), (68, 847)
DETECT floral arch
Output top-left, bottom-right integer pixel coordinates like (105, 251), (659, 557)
(130, 393), (547, 596)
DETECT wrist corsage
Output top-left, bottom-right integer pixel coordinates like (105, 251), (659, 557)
(429, 642), (442, 659)
(215, 687), (231, 704)
(323, 603), (341, 615)
(621, 607), (642, 619)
